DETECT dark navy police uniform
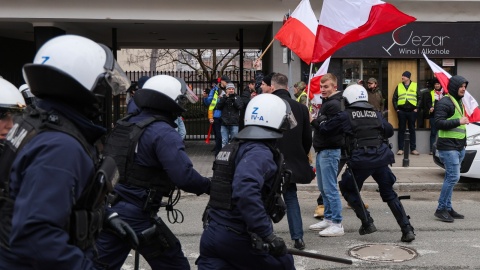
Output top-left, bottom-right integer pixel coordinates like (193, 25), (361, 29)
(95, 110), (210, 270)
(197, 141), (295, 270)
(0, 100), (106, 270)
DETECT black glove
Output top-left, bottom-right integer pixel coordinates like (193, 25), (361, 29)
(264, 233), (287, 257)
(105, 212), (139, 249)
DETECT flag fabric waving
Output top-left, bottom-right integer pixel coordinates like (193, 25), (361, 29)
(312, 0), (416, 63)
(423, 53), (480, 122)
(274, 0), (318, 64)
(308, 57), (331, 103)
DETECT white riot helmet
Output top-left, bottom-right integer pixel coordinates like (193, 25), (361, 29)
(342, 84), (372, 108)
(134, 75), (197, 114)
(18, 84), (36, 105)
(22, 35), (130, 119)
(236, 94), (297, 140)
(0, 78), (26, 114)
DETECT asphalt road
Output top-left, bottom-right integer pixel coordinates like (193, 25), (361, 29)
(120, 190), (480, 270)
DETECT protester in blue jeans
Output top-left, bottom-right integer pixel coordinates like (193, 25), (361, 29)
(309, 73), (345, 237)
(433, 75), (469, 222)
(271, 73), (314, 250)
(215, 82), (243, 147)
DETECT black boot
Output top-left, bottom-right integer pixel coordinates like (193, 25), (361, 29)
(350, 202), (377, 235)
(387, 198), (415, 242)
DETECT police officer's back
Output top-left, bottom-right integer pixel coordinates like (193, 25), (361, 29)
(197, 94), (297, 270)
(96, 75), (211, 270)
(0, 35), (137, 269)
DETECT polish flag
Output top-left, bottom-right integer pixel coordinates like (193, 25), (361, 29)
(312, 0), (416, 63)
(423, 54), (480, 122)
(274, 0), (318, 64)
(308, 57), (331, 103)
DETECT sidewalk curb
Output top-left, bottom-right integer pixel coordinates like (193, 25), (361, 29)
(297, 182), (480, 192)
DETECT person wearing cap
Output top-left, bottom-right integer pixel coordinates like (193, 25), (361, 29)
(433, 75), (469, 223)
(271, 73), (313, 250)
(392, 71), (421, 155)
(205, 75), (229, 156)
(293, 81), (308, 106)
(366, 77), (384, 112)
(260, 73), (275, 94)
(216, 82), (243, 147)
(426, 78), (444, 155)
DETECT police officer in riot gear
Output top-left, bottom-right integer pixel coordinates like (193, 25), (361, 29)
(318, 85), (415, 243)
(0, 35), (138, 269)
(197, 94), (297, 270)
(96, 74), (211, 270)
(0, 78), (26, 152)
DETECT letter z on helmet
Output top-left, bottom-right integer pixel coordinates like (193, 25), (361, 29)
(236, 94), (297, 140)
(343, 84), (372, 108)
(22, 34), (130, 118)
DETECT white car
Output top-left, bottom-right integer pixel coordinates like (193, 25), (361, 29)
(433, 123), (480, 179)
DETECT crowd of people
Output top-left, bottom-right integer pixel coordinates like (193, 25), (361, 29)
(0, 34), (469, 269)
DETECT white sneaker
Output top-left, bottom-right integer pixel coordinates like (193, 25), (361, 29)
(309, 219), (332, 231)
(319, 223), (345, 237)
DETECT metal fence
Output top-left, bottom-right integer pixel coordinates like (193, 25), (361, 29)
(119, 70), (256, 140)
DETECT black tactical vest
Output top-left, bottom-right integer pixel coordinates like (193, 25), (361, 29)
(346, 107), (384, 151)
(208, 140), (287, 223)
(103, 115), (175, 194)
(0, 106), (107, 251)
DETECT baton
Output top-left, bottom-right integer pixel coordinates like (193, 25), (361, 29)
(134, 250), (140, 270)
(347, 165), (369, 223)
(288, 248), (353, 265)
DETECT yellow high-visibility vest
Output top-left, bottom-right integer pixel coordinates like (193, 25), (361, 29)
(397, 82), (418, 106)
(438, 95), (466, 139)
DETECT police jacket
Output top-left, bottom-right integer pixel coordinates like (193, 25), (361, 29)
(434, 75), (468, 151)
(111, 110), (210, 211)
(0, 100), (106, 270)
(311, 91), (344, 152)
(319, 102), (395, 169)
(216, 93), (243, 126)
(208, 141), (277, 238)
(273, 89), (313, 184)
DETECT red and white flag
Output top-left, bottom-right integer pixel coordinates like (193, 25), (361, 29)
(423, 53), (480, 122)
(274, 0), (318, 64)
(312, 0), (416, 63)
(308, 57), (331, 104)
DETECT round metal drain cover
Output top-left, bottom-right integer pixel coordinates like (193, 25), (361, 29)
(348, 244), (418, 262)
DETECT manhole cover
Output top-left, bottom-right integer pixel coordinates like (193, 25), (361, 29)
(348, 244), (418, 262)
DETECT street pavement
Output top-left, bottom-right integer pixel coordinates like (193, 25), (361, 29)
(119, 141), (480, 269)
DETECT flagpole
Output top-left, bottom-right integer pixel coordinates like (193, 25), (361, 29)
(258, 38), (275, 60)
(306, 63), (314, 108)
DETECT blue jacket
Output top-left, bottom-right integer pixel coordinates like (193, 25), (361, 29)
(319, 110), (395, 169)
(0, 100), (106, 270)
(208, 141), (276, 239)
(113, 110), (210, 209)
(204, 86), (223, 119)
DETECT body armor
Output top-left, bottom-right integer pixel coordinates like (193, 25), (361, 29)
(346, 107), (384, 152)
(0, 106), (111, 251)
(208, 140), (289, 223)
(103, 115), (175, 194)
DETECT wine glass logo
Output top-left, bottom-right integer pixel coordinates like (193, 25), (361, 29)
(382, 25), (413, 56)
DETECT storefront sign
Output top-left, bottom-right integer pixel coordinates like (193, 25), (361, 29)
(333, 22), (480, 59)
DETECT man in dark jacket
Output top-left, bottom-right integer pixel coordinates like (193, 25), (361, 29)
(239, 79), (255, 130)
(425, 78), (444, 154)
(392, 71), (422, 155)
(433, 75), (469, 223)
(271, 73), (313, 249)
(319, 84), (415, 243)
(216, 82), (243, 147)
(308, 73), (345, 237)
